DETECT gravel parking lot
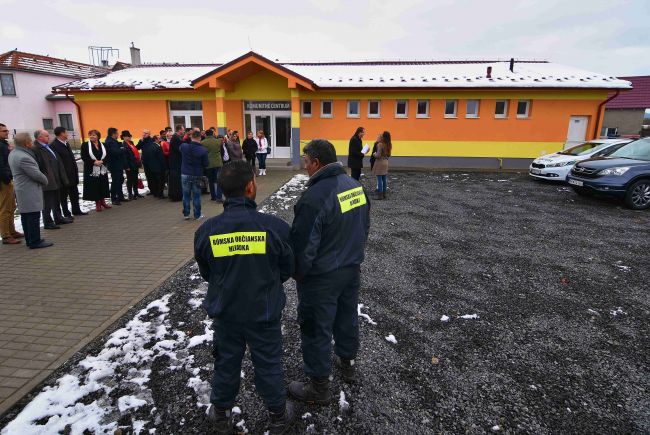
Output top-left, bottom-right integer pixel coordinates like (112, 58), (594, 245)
(2, 171), (649, 434)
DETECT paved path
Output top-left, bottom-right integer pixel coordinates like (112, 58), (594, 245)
(0, 170), (295, 415)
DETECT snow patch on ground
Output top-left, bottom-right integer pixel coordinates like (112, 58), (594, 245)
(610, 307), (626, 316)
(187, 319), (214, 348)
(385, 334), (397, 344)
(258, 174), (309, 214)
(339, 391), (350, 413)
(460, 313), (480, 320)
(357, 303), (377, 325)
(440, 315), (450, 322)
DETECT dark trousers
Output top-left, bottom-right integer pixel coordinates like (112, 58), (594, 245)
(247, 157), (255, 170)
(20, 212), (41, 247)
(211, 320), (285, 411)
(42, 190), (64, 224)
(110, 170), (125, 201)
(350, 168), (361, 180)
(59, 184), (82, 216)
(145, 170), (165, 198)
(297, 266), (360, 378)
(205, 167), (222, 201)
(126, 169), (139, 197)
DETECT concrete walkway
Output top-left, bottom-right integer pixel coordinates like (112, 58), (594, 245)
(0, 170), (295, 415)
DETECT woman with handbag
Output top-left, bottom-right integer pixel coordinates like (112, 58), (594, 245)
(371, 131), (392, 200)
(80, 130), (111, 212)
(121, 130), (144, 200)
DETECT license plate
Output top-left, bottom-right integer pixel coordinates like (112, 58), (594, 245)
(568, 179), (583, 187)
(530, 168), (542, 175)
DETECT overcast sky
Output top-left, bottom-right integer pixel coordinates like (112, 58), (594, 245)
(1, 0), (648, 76)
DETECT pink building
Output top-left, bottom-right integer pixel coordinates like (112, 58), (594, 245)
(0, 50), (108, 144)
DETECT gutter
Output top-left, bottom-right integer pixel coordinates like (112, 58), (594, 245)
(594, 90), (620, 138)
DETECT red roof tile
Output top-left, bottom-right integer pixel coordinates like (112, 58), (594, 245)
(607, 76), (650, 109)
(0, 50), (109, 79)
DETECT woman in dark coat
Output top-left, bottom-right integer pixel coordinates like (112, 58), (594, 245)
(80, 130), (111, 212)
(347, 127), (365, 180)
(168, 129), (183, 201)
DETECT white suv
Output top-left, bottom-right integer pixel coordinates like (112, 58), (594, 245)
(529, 139), (631, 181)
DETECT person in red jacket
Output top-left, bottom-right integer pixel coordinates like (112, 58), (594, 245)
(121, 130), (144, 200)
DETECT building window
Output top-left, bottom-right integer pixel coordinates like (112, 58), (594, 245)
(301, 101), (312, 117)
(601, 127), (619, 137)
(444, 100), (457, 118)
(347, 100), (360, 118)
(43, 119), (54, 131)
(416, 100), (429, 118)
(0, 73), (16, 96)
(368, 100), (381, 118)
(495, 100), (508, 118)
(466, 100), (480, 118)
(516, 100), (531, 118)
(59, 114), (74, 131)
(395, 100), (408, 118)
(321, 100), (333, 118)
(169, 100), (202, 110)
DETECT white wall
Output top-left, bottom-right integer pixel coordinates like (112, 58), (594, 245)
(0, 70), (80, 139)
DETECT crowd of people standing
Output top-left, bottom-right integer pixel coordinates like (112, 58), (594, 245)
(347, 127), (392, 199)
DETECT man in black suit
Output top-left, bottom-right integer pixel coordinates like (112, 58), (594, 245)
(33, 129), (71, 229)
(106, 127), (128, 205)
(50, 127), (87, 217)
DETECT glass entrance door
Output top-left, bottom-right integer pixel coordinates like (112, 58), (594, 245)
(274, 116), (291, 158)
(170, 112), (203, 130)
(244, 111), (292, 158)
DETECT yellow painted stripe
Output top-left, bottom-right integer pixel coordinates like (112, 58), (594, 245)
(290, 89), (300, 98)
(215, 89), (226, 98)
(291, 112), (300, 128)
(326, 140), (564, 159)
(299, 90), (608, 101)
(217, 112), (227, 126)
(73, 91), (215, 101)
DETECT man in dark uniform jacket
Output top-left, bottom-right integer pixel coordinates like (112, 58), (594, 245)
(194, 160), (295, 434)
(50, 127), (87, 217)
(105, 127), (127, 205)
(33, 129), (70, 229)
(288, 139), (371, 403)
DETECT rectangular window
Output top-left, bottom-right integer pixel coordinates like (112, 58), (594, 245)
(347, 100), (360, 118)
(43, 118), (54, 131)
(301, 101), (312, 117)
(321, 100), (333, 118)
(466, 100), (480, 118)
(395, 100), (408, 118)
(444, 100), (457, 118)
(416, 100), (429, 118)
(58, 114), (74, 131)
(495, 100), (508, 118)
(368, 100), (381, 118)
(0, 73), (16, 96)
(516, 100), (531, 118)
(169, 100), (202, 110)
(602, 127), (618, 137)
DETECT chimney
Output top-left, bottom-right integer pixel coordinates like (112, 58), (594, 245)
(486, 66), (492, 78)
(509, 58), (515, 73)
(130, 42), (141, 66)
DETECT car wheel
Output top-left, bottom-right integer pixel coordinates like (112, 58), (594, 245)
(625, 180), (650, 210)
(572, 186), (591, 196)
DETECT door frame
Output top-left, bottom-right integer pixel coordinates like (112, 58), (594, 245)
(565, 115), (589, 147)
(169, 110), (204, 130)
(243, 110), (292, 158)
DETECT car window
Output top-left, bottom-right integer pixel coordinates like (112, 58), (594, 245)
(609, 138), (650, 161)
(595, 143), (627, 157)
(560, 143), (602, 156)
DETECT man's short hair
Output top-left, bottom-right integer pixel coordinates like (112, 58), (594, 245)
(0, 123), (6, 128)
(303, 139), (337, 165)
(33, 130), (45, 140)
(54, 126), (66, 137)
(191, 130), (202, 140)
(14, 132), (31, 147)
(205, 129), (214, 136)
(218, 161), (254, 198)
(175, 124), (184, 132)
(107, 127), (118, 137)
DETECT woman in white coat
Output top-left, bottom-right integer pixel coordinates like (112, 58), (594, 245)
(255, 130), (269, 176)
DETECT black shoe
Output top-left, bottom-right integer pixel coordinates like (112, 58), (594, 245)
(136, 194), (145, 198)
(335, 355), (357, 383)
(113, 201), (122, 206)
(55, 217), (73, 225)
(268, 401), (295, 435)
(288, 377), (331, 404)
(72, 210), (89, 216)
(30, 240), (53, 249)
(207, 405), (233, 435)
(63, 214), (74, 220)
(121, 197), (130, 202)
(44, 223), (60, 230)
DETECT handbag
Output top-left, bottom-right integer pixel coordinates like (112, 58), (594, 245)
(137, 174), (144, 190)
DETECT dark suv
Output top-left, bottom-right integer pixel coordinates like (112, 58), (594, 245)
(567, 137), (650, 209)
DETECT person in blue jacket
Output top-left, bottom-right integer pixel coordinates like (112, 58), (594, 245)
(194, 160), (295, 434)
(288, 139), (371, 403)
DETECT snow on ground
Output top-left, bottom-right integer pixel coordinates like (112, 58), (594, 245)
(258, 174), (308, 214)
(460, 314), (480, 320)
(385, 334), (397, 344)
(440, 315), (450, 322)
(357, 303), (377, 325)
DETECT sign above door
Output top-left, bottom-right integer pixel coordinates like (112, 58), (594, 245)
(244, 100), (291, 111)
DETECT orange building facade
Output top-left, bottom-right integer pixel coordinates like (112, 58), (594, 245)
(55, 52), (631, 169)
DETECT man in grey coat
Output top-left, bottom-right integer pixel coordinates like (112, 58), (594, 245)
(33, 129), (71, 229)
(8, 133), (52, 249)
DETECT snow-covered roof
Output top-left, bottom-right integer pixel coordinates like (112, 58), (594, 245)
(54, 57), (632, 91)
(55, 65), (218, 91)
(0, 50), (108, 79)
